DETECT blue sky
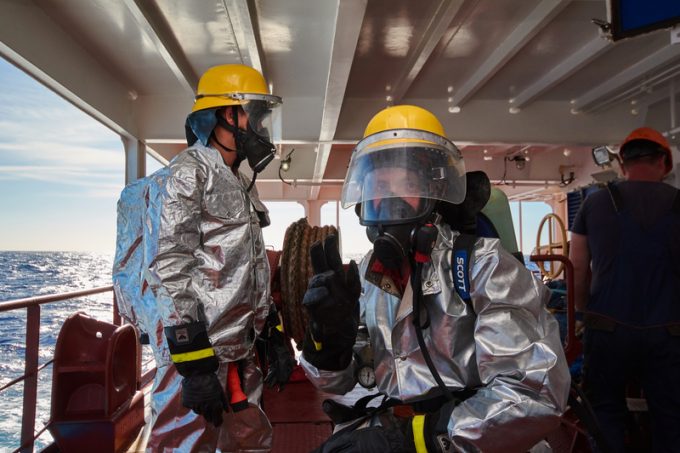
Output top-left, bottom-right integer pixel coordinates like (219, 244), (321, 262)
(0, 56), (370, 255)
(0, 57), (124, 253)
(0, 56), (551, 256)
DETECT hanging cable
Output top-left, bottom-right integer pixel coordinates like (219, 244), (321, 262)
(411, 258), (456, 402)
(247, 172), (258, 192)
(278, 148), (296, 186)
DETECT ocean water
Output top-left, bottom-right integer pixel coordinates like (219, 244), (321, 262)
(0, 251), (115, 451)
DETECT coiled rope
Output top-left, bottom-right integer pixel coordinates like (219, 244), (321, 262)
(279, 218), (338, 345)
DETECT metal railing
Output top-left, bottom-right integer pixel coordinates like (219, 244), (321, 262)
(0, 286), (114, 453)
(530, 254), (582, 364)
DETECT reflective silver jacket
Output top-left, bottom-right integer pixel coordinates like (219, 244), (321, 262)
(302, 223), (570, 452)
(113, 143), (271, 366)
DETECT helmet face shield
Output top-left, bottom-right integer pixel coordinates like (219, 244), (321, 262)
(192, 92), (282, 142)
(341, 130), (466, 224)
(360, 194), (434, 225)
(241, 96), (282, 142)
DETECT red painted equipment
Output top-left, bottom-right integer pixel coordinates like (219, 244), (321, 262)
(48, 312), (144, 453)
(530, 254), (583, 364)
(228, 362), (249, 412)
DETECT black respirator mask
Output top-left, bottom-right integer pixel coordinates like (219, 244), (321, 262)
(236, 129), (275, 173)
(363, 197), (435, 271)
(215, 107), (275, 174)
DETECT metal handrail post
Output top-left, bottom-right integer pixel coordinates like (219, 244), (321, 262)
(530, 254), (581, 364)
(0, 285), (113, 312)
(20, 305), (40, 453)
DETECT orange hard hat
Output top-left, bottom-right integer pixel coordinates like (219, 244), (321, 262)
(620, 127), (673, 174)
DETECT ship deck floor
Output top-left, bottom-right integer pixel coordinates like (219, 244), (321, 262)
(126, 377), (374, 452)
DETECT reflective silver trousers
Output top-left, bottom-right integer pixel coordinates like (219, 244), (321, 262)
(147, 355), (272, 452)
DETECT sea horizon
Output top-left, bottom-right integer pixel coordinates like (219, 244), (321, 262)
(0, 249), (114, 254)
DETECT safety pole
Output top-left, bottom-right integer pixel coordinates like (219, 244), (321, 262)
(518, 201), (524, 253)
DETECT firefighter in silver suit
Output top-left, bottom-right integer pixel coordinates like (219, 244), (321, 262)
(300, 105), (570, 452)
(114, 64), (289, 452)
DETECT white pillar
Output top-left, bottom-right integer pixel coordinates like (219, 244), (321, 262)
(122, 136), (146, 184)
(518, 201), (524, 253)
(303, 200), (326, 227)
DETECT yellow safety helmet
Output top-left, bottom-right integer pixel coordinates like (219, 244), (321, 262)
(186, 64), (281, 148)
(192, 64), (280, 113)
(363, 105), (446, 138)
(341, 105), (467, 220)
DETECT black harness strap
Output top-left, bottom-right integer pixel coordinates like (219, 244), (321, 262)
(608, 181), (680, 216)
(412, 260), (457, 403)
(407, 233), (479, 405)
(606, 182), (623, 213)
(452, 233), (477, 303)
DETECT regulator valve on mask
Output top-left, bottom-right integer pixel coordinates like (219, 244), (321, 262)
(413, 223), (438, 262)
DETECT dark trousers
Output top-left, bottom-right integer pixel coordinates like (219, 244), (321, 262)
(583, 325), (680, 452)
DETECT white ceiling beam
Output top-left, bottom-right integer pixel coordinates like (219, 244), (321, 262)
(391, 0), (467, 101)
(639, 81), (680, 121)
(0, 1), (136, 139)
(339, 98), (641, 144)
(670, 78), (677, 131)
(451, 0), (570, 108)
(507, 186), (551, 200)
(594, 63), (680, 113)
(123, 0), (198, 95)
(510, 35), (610, 109)
(310, 0), (368, 200)
(572, 44), (680, 112)
(223, 0), (264, 75)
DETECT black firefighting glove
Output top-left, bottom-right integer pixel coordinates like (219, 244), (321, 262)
(263, 305), (295, 390)
(314, 411), (417, 453)
(165, 322), (228, 427)
(302, 235), (361, 371)
(314, 426), (413, 453)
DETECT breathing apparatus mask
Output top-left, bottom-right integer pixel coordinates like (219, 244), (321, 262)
(213, 102), (276, 173)
(361, 196), (438, 270)
(342, 129), (466, 269)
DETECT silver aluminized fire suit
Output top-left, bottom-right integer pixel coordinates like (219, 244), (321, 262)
(301, 222), (570, 452)
(113, 143), (272, 452)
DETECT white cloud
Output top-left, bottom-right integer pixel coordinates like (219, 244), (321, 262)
(0, 165), (121, 197)
(0, 113), (119, 147)
(0, 141), (122, 168)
